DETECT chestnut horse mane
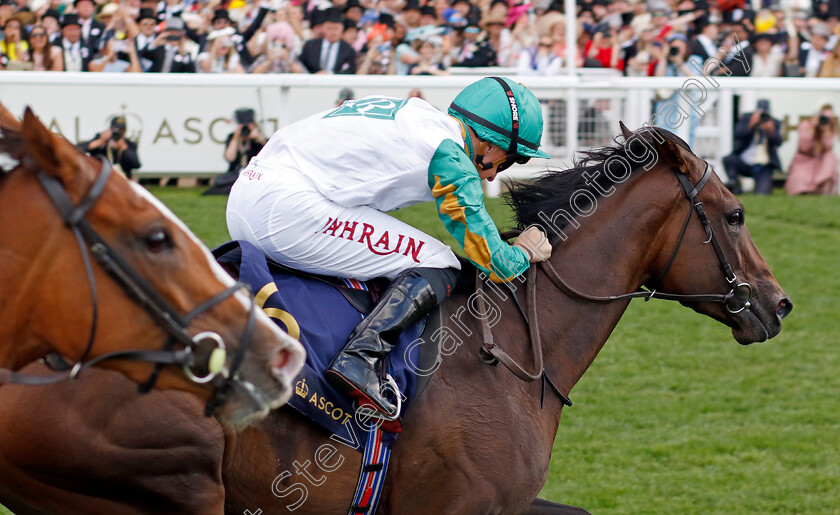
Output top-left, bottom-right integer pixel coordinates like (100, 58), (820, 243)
(505, 126), (692, 239)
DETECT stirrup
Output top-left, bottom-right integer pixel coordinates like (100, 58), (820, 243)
(355, 374), (402, 423)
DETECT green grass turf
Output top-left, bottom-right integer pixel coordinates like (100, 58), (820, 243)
(2, 188), (837, 514)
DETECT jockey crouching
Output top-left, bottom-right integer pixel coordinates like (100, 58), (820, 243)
(226, 77), (553, 417)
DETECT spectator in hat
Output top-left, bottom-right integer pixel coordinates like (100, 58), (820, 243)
(717, 21), (753, 76)
(451, 18), (497, 67)
(481, 12), (513, 66)
(140, 16), (196, 72)
(689, 16), (720, 62)
(418, 5), (437, 27)
(249, 22), (305, 73)
(750, 32), (784, 77)
(0, 16), (30, 66)
(41, 9), (62, 43)
(400, 0), (422, 29)
(517, 32), (563, 75)
(341, 18), (363, 51)
(343, 0), (364, 26)
(723, 99), (782, 195)
(134, 8), (158, 53)
(79, 116), (141, 180)
(203, 5), (270, 70)
(300, 8), (356, 73)
(797, 22), (831, 77)
(89, 31), (143, 72)
(358, 13), (396, 74)
(57, 14), (93, 71)
(198, 27), (245, 73)
(26, 24), (63, 70)
(407, 35), (449, 74)
(73, 0), (106, 51)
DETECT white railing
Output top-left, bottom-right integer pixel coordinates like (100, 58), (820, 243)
(1, 72), (837, 196)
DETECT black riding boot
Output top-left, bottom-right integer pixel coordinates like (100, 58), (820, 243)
(326, 270), (437, 415)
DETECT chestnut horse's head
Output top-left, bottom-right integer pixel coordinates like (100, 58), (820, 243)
(0, 103), (305, 427)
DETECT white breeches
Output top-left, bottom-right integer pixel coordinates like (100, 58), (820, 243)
(226, 169), (460, 281)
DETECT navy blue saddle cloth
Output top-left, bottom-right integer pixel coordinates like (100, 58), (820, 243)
(213, 241), (439, 450)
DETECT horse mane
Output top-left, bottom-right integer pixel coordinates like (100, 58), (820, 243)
(505, 126), (691, 240)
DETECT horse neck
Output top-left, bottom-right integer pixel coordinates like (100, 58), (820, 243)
(479, 169), (682, 411)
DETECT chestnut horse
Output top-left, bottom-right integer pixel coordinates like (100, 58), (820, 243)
(0, 125), (791, 514)
(0, 104), (305, 426)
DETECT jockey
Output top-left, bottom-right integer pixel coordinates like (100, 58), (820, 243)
(226, 76), (553, 416)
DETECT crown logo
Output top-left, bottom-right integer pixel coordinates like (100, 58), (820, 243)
(295, 378), (309, 398)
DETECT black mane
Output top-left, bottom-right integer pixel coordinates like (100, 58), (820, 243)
(505, 126), (691, 241)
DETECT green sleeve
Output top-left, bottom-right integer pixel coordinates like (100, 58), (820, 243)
(428, 139), (530, 283)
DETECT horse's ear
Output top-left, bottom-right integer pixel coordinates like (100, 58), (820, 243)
(646, 129), (697, 175)
(0, 101), (22, 131)
(21, 107), (88, 186)
(618, 121), (633, 139)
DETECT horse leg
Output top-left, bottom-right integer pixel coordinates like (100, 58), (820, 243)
(0, 362), (226, 515)
(521, 497), (592, 515)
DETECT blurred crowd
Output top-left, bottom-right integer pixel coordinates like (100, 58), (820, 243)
(0, 0), (839, 76)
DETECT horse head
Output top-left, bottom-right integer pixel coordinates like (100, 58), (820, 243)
(618, 122), (792, 344)
(0, 103), (305, 427)
(507, 122), (791, 347)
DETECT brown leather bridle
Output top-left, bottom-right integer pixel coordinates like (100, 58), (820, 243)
(1, 159), (262, 416)
(476, 162), (754, 406)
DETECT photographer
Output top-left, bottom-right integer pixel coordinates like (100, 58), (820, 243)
(79, 116), (141, 179)
(786, 104), (839, 195)
(653, 33), (703, 147)
(206, 108), (266, 195)
(723, 99), (782, 195)
(224, 108), (267, 172)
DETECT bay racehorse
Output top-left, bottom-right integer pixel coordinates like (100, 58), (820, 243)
(0, 102), (304, 426)
(0, 124), (791, 514)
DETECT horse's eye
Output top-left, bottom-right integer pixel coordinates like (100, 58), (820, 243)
(145, 228), (172, 253)
(727, 210), (745, 226)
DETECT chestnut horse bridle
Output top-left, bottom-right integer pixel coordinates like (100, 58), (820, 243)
(0, 159), (258, 415)
(476, 162), (754, 405)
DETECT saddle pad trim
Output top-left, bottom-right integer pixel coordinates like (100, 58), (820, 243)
(348, 424), (392, 515)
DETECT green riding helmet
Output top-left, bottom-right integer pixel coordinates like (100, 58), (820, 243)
(448, 76), (550, 160)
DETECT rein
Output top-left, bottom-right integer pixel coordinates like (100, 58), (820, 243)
(0, 159), (258, 415)
(475, 163), (754, 406)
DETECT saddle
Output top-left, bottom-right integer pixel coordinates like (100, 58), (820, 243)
(213, 240), (443, 445)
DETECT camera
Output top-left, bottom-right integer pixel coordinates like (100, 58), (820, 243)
(111, 129), (124, 141)
(240, 125), (251, 138)
(165, 34), (181, 42)
(819, 115), (830, 126)
(668, 46), (680, 57)
(759, 112), (770, 123)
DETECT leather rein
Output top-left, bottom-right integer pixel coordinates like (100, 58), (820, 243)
(475, 163), (754, 407)
(1, 159), (258, 415)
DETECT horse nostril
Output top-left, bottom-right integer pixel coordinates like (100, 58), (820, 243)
(271, 348), (295, 383)
(777, 298), (793, 320)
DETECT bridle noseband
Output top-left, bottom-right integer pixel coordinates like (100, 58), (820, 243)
(0, 159), (262, 415)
